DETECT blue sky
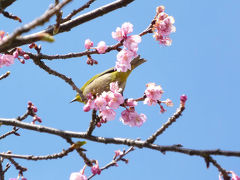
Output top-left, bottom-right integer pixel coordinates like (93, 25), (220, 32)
(1, 0), (240, 179)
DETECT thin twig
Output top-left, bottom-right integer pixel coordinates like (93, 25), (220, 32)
(0, 127), (19, 140)
(204, 156), (230, 180)
(86, 110), (97, 136)
(65, 138), (92, 166)
(63, 0), (96, 22)
(16, 110), (30, 121)
(88, 146), (135, 179)
(0, 0), (72, 51)
(7, 154), (27, 172)
(0, 145), (75, 161)
(53, 0), (62, 34)
(146, 103), (185, 143)
(32, 57), (85, 101)
(0, 71), (10, 81)
(0, 0), (135, 52)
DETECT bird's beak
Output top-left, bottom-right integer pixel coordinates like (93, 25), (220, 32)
(70, 98), (77, 103)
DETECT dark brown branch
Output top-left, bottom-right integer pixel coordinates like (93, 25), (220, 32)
(0, 127), (19, 140)
(63, 0), (97, 22)
(16, 110), (30, 121)
(0, 0), (16, 9)
(0, 157), (4, 180)
(0, 118), (240, 159)
(0, 8), (21, 22)
(0, 145), (75, 161)
(53, 0), (62, 34)
(0, 0), (135, 52)
(65, 138), (92, 166)
(32, 57), (85, 102)
(0, 71), (10, 81)
(6, 154), (27, 172)
(86, 110), (97, 136)
(204, 156), (230, 180)
(0, 0), (72, 52)
(146, 103), (185, 143)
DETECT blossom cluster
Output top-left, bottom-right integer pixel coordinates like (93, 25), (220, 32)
(83, 82), (148, 127)
(112, 22), (141, 72)
(84, 39), (108, 54)
(0, 31), (15, 68)
(153, 6), (176, 46)
(83, 82), (124, 126)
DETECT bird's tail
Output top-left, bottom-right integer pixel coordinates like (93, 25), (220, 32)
(130, 56), (147, 70)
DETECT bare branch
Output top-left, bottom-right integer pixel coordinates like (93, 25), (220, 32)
(32, 57), (85, 101)
(146, 103), (185, 143)
(7, 154), (27, 173)
(0, 0), (135, 52)
(0, 0), (73, 52)
(204, 156), (230, 180)
(0, 118), (240, 158)
(0, 127), (19, 140)
(86, 110), (97, 136)
(0, 145), (76, 161)
(0, 71), (10, 81)
(0, 0), (16, 9)
(65, 138), (93, 166)
(63, 0), (97, 22)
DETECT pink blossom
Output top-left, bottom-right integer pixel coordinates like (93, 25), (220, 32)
(231, 171), (240, 180)
(96, 41), (107, 54)
(69, 172), (87, 180)
(99, 109), (116, 121)
(84, 39), (93, 50)
(156, 15), (176, 36)
(144, 83), (164, 106)
(70, 166), (87, 180)
(115, 49), (134, 72)
(163, 98), (173, 107)
(153, 9), (176, 46)
(94, 95), (108, 111)
(121, 22), (133, 37)
(126, 98), (138, 107)
(0, 54), (14, 68)
(91, 161), (101, 175)
(123, 35), (141, 54)
(112, 27), (123, 41)
(120, 109), (147, 127)
(108, 91), (124, 109)
(112, 22), (133, 41)
(154, 33), (172, 46)
(83, 98), (95, 112)
(110, 81), (122, 93)
(180, 94), (187, 103)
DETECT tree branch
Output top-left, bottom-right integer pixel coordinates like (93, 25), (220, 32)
(0, 118), (239, 158)
(0, 0), (135, 52)
(0, 0), (73, 52)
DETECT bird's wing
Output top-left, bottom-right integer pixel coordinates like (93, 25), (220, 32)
(80, 67), (115, 91)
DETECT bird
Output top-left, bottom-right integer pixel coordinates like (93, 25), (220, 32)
(70, 56), (146, 103)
